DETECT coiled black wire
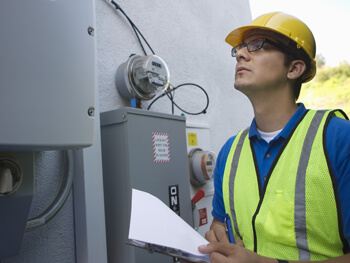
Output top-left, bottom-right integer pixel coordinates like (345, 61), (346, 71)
(147, 83), (209, 115)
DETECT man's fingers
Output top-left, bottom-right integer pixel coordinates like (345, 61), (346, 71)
(215, 229), (230, 243)
(209, 251), (231, 263)
(198, 244), (210, 254)
(206, 219), (230, 243)
(198, 242), (235, 256)
(205, 229), (229, 243)
(205, 229), (218, 242)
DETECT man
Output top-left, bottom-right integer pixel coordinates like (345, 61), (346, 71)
(198, 12), (350, 263)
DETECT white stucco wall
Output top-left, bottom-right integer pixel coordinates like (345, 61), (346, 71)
(97, 0), (253, 154)
(1, 1), (253, 262)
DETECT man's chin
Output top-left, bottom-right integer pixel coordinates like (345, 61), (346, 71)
(234, 82), (246, 92)
(234, 82), (253, 97)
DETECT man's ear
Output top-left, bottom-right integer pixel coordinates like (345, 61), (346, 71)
(287, 60), (306, 80)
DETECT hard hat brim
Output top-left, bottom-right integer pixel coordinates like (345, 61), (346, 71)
(226, 25), (285, 48)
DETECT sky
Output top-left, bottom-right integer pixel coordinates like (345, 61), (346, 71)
(249, 0), (350, 67)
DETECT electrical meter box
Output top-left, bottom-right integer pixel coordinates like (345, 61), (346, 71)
(100, 108), (194, 263)
(186, 124), (215, 237)
(0, 0), (95, 150)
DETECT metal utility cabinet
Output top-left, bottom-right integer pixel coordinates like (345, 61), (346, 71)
(100, 108), (193, 263)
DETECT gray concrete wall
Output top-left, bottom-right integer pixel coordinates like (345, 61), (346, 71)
(1, 1), (253, 262)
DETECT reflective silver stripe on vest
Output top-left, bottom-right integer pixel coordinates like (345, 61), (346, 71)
(295, 110), (326, 261)
(229, 128), (249, 239)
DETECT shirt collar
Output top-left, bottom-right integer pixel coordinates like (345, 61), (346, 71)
(249, 103), (307, 140)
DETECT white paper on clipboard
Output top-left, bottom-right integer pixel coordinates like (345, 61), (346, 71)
(128, 188), (209, 262)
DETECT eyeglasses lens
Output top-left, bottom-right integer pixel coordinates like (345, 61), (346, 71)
(248, 38), (264, 52)
(231, 38), (266, 57)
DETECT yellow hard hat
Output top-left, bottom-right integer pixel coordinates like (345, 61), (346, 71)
(226, 12), (316, 82)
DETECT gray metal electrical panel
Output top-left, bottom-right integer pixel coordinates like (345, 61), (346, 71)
(0, 0), (95, 150)
(100, 108), (193, 263)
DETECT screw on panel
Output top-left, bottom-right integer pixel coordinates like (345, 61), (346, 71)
(87, 27), (94, 37)
(88, 107), (95, 117)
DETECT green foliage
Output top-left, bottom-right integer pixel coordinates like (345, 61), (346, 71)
(298, 60), (350, 117)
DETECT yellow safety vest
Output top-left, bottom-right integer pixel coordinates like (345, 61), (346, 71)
(223, 110), (347, 261)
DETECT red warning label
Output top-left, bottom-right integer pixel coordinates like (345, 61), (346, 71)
(198, 208), (208, 226)
(152, 132), (170, 163)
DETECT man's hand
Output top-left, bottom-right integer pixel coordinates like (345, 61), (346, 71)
(205, 218), (244, 247)
(198, 219), (269, 263)
(205, 218), (229, 243)
(198, 242), (276, 263)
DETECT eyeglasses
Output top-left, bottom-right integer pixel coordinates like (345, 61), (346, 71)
(231, 38), (284, 57)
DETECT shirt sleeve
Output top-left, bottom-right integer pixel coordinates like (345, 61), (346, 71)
(326, 116), (350, 249)
(211, 136), (236, 223)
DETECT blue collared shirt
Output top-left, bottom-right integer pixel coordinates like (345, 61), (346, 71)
(212, 103), (350, 247)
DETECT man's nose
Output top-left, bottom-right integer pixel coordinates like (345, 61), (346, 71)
(235, 46), (250, 62)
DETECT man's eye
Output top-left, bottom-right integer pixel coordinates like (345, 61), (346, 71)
(250, 39), (264, 50)
(251, 43), (260, 50)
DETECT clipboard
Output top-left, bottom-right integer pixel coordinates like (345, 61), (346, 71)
(128, 189), (210, 263)
(126, 239), (210, 263)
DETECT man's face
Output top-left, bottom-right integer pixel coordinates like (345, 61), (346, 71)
(233, 32), (290, 97)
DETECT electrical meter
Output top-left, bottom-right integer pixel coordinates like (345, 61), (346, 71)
(189, 148), (216, 185)
(116, 54), (170, 100)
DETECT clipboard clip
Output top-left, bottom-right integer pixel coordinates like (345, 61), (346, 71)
(146, 243), (155, 254)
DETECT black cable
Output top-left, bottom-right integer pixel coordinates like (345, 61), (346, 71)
(107, 1), (209, 115)
(109, 0), (155, 55)
(171, 83), (209, 115)
(147, 83), (209, 115)
(147, 84), (175, 112)
(167, 91), (175, 114)
(117, 6), (148, 55)
(166, 84), (176, 114)
(147, 93), (163, 110)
